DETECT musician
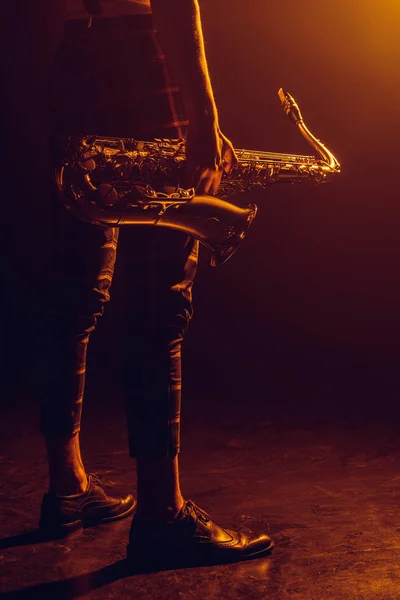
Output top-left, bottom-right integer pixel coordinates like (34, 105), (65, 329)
(40, 0), (273, 566)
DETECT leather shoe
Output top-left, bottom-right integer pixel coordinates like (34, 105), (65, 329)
(39, 473), (136, 537)
(127, 500), (274, 568)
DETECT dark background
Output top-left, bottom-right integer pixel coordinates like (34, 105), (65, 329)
(2, 0), (400, 420)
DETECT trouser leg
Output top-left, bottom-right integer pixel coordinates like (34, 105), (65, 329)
(46, 13), (194, 454)
(124, 328), (184, 458)
(40, 213), (119, 436)
(120, 229), (199, 458)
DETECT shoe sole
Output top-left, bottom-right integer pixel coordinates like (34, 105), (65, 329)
(126, 538), (274, 569)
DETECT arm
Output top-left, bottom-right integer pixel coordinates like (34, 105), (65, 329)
(150, 0), (237, 194)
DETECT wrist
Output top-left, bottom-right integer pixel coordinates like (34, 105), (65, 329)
(184, 88), (218, 122)
(187, 104), (219, 129)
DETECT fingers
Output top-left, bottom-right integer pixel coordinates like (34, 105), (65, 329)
(183, 129), (236, 194)
(184, 161), (223, 196)
(195, 167), (223, 195)
(221, 141), (238, 174)
(208, 169), (223, 195)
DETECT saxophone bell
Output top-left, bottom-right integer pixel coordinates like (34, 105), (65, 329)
(56, 163), (257, 266)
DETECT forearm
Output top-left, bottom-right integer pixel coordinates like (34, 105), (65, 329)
(150, 0), (218, 124)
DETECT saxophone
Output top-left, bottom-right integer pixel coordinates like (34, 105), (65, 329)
(55, 89), (340, 266)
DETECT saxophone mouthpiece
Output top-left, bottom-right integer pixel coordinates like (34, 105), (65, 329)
(278, 88), (303, 124)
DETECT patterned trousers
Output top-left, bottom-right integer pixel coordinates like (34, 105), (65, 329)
(40, 14), (199, 457)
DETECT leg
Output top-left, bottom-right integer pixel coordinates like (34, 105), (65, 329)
(41, 310), (95, 495)
(128, 331), (186, 520)
(40, 215), (119, 494)
(39, 213), (135, 535)
(122, 229), (274, 567)
(136, 455), (184, 520)
(45, 433), (87, 496)
(120, 228), (198, 519)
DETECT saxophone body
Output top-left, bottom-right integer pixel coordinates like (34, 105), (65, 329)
(55, 89), (340, 266)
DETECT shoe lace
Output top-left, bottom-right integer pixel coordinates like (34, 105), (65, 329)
(186, 500), (211, 524)
(88, 473), (102, 487)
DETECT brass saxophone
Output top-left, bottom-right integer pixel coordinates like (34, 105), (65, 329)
(55, 89), (340, 266)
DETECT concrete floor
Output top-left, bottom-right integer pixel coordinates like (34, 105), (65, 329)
(1, 385), (400, 600)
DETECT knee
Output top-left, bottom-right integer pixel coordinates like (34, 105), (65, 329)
(146, 327), (184, 356)
(163, 290), (195, 337)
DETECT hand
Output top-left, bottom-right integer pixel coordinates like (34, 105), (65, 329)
(184, 121), (238, 195)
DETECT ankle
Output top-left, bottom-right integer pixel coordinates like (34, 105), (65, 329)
(49, 471), (88, 496)
(135, 453), (185, 521)
(135, 497), (185, 522)
(46, 432), (88, 495)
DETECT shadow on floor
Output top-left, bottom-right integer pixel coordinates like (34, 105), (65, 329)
(0, 559), (128, 600)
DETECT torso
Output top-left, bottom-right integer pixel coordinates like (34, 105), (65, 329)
(63, 0), (152, 20)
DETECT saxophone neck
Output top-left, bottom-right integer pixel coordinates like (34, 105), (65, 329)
(278, 88), (341, 174)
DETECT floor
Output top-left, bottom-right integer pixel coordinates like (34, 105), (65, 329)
(1, 380), (400, 600)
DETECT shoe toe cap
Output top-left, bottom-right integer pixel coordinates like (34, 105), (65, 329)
(242, 531), (274, 555)
(121, 494), (136, 511)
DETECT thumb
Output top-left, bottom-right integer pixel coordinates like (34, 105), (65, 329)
(222, 144), (238, 173)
